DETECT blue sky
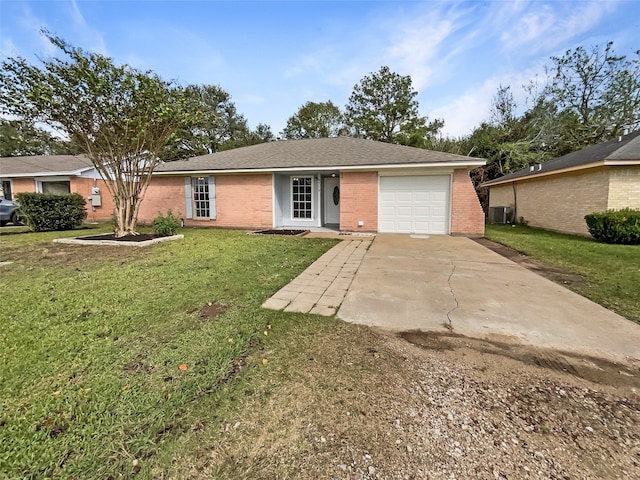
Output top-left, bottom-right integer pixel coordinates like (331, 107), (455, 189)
(1, 0), (639, 138)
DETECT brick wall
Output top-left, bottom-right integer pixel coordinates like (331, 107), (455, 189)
(9, 177), (115, 221)
(215, 174), (272, 229)
(608, 166), (640, 209)
(10, 178), (36, 195)
(450, 168), (485, 236)
(139, 174), (273, 229)
(488, 168), (611, 235)
(488, 184), (515, 208)
(340, 171), (378, 231)
(138, 176), (187, 223)
(70, 178), (115, 221)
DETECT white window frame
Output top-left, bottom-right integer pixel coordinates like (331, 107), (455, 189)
(192, 177), (211, 219)
(36, 177), (71, 194)
(290, 176), (314, 221)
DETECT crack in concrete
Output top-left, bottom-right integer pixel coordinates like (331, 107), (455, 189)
(445, 262), (459, 329)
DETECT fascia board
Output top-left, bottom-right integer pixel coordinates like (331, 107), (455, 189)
(153, 160), (485, 176)
(2, 167), (94, 178)
(482, 160), (610, 187)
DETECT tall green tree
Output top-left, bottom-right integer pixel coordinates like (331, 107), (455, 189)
(165, 84), (271, 159)
(0, 33), (198, 236)
(282, 101), (345, 139)
(0, 118), (77, 156)
(345, 66), (442, 144)
(244, 122), (275, 146)
(550, 42), (640, 146)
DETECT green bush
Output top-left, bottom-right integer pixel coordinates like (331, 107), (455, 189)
(16, 192), (87, 232)
(152, 210), (181, 236)
(585, 208), (640, 245)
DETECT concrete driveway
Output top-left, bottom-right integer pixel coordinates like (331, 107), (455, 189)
(337, 234), (640, 360)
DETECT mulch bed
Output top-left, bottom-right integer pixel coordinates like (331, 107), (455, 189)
(252, 229), (309, 236)
(76, 233), (166, 242)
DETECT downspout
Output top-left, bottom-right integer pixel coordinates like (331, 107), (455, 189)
(511, 182), (517, 225)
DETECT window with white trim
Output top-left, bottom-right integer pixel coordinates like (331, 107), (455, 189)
(192, 177), (210, 218)
(39, 180), (71, 194)
(291, 176), (313, 220)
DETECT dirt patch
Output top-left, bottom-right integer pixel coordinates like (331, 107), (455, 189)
(199, 302), (226, 321)
(400, 331), (640, 390)
(474, 237), (586, 288)
(0, 242), (134, 268)
(173, 324), (640, 480)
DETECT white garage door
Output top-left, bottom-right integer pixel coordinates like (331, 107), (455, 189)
(379, 176), (450, 234)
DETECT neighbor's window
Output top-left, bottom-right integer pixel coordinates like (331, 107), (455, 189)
(291, 176), (312, 219)
(41, 181), (71, 195)
(192, 177), (210, 218)
(1, 180), (12, 200)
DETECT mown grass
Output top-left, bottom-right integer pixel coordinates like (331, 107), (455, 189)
(485, 224), (640, 324)
(0, 227), (337, 479)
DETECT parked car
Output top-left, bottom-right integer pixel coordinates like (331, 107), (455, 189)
(0, 197), (23, 226)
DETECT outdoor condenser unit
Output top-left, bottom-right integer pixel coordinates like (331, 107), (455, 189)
(488, 206), (512, 224)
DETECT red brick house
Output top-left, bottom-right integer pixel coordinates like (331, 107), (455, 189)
(0, 155), (115, 221)
(141, 137), (486, 236)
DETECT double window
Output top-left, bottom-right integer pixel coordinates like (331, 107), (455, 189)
(291, 176), (313, 220)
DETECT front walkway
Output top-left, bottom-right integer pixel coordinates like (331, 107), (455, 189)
(262, 238), (372, 316)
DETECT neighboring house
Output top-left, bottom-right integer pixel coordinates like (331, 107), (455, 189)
(483, 131), (640, 236)
(140, 137), (486, 236)
(0, 155), (114, 220)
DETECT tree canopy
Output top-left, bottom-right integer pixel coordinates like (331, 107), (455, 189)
(458, 42), (640, 210)
(0, 32), (199, 236)
(344, 66), (443, 145)
(0, 119), (77, 157)
(549, 42), (640, 147)
(281, 101), (345, 139)
(164, 84), (273, 159)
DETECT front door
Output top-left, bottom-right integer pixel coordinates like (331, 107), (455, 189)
(323, 177), (340, 225)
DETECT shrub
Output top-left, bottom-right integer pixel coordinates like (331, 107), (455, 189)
(585, 208), (640, 245)
(152, 210), (181, 236)
(16, 192), (87, 232)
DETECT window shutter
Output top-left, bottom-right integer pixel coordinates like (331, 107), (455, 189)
(184, 177), (193, 219)
(208, 176), (216, 219)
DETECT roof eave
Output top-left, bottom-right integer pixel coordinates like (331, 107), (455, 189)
(1, 167), (95, 178)
(154, 160), (486, 176)
(603, 158), (640, 166)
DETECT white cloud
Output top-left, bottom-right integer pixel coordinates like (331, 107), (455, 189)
(500, 0), (618, 52)
(0, 37), (19, 57)
(382, 4), (470, 90)
(431, 66), (546, 138)
(66, 0), (108, 55)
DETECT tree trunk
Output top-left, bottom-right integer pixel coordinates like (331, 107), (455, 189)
(113, 195), (140, 237)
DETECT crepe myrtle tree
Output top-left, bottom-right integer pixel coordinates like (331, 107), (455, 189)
(0, 32), (199, 237)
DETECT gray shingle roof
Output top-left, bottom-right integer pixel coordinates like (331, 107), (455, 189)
(483, 130), (640, 186)
(155, 137), (485, 173)
(0, 155), (94, 176)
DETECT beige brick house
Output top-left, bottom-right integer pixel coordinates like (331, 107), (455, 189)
(483, 131), (640, 236)
(143, 137), (486, 236)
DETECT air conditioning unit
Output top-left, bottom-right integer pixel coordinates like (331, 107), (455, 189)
(488, 206), (512, 224)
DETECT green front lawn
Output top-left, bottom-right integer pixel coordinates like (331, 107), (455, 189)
(0, 228), (337, 478)
(484, 224), (640, 324)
